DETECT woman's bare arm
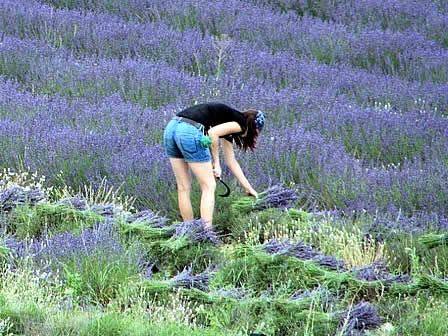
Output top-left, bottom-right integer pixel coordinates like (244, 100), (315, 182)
(221, 139), (258, 197)
(208, 122), (242, 177)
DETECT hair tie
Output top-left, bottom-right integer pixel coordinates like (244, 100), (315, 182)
(255, 110), (265, 131)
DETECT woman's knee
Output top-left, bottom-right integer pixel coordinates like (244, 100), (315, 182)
(177, 183), (192, 193)
(200, 178), (216, 192)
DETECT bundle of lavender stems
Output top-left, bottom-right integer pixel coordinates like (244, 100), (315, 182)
(126, 209), (169, 228)
(263, 239), (346, 271)
(173, 218), (221, 246)
(55, 196), (89, 211)
(170, 265), (213, 291)
(339, 301), (382, 335)
(0, 186), (47, 213)
(353, 260), (411, 284)
(232, 184), (299, 213)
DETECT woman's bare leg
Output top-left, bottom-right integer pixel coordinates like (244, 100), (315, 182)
(188, 161), (216, 227)
(169, 158), (194, 221)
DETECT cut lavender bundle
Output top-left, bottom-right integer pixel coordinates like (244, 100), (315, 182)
(340, 302), (382, 335)
(353, 260), (411, 283)
(55, 196), (88, 211)
(290, 287), (336, 311)
(125, 209), (168, 228)
(0, 186), (47, 213)
(174, 218), (221, 246)
(120, 221), (175, 241)
(90, 203), (125, 218)
(256, 184), (299, 210)
(263, 239), (346, 271)
(171, 265), (211, 291)
(232, 184), (298, 213)
(312, 255), (347, 272)
(209, 287), (252, 300)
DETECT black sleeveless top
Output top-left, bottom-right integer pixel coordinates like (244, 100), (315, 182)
(176, 102), (247, 143)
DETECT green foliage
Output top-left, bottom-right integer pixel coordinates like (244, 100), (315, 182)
(147, 237), (223, 276)
(384, 232), (448, 277)
(198, 296), (337, 336)
(230, 208), (310, 244)
(0, 296), (46, 335)
(45, 311), (90, 336)
(0, 244), (10, 265)
(375, 294), (448, 336)
(7, 203), (104, 239)
(210, 245), (326, 296)
(118, 219), (174, 241)
(62, 248), (142, 305)
(146, 322), (227, 336)
(418, 232), (448, 249)
(80, 312), (148, 336)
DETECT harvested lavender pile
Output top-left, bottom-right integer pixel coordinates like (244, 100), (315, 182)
(340, 302), (382, 336)
(174, 218), (221, 246)
(55, 196), (89, 211)
(0, 186), (47, 213)
(232, 184), (298, 213)
(119, 209), (173, 240)
(263, 239), (346, 271)
(171, 264), (213, 291)
(290, 287), (336, 311)
(209, 287), (252, 300)
(353, 260), (411, 284)
(90, 202), (125, 218)
(125, 209), (169, 228)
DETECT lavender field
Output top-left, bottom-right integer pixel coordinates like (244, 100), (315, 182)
(0, 0), (448, 335)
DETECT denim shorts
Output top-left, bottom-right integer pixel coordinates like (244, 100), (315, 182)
(163, 119), (212, 162)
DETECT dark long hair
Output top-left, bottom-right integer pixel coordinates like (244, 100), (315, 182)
(234, 110), (260, 152)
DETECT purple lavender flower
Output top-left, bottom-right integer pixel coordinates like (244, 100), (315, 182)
(341, 302), (382, 335)
(55, 196), (88, 211)
(353, 260), (411, 283)
(209, 287), (252, 299)
(5, 221), (125, 274)
(256, 184), (299, 210)
(171, 265), (211, 291)
(125, 209), (168, 228)
(0, 187), (48, 213)
(263, 239), (346, 271)
(174, 218), (221, 245)
(90, 203), (124, 218)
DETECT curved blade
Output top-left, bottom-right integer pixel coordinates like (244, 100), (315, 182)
(217, 177), (231, 197)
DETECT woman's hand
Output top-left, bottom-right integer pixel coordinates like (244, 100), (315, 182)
(246, 188), (258, 199)
(213, 165), (222, 179)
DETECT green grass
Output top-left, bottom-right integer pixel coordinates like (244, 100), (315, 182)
(6, 203), (104, 239)
(1, 183), (448, 336)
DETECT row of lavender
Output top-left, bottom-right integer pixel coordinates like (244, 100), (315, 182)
(129, 0), (448, 82)
(250, 0), (448, 47)
(1, 0), (448, 115)
(1, 35), (447, 166)
(0, 1), (447, 225)
(1, 77), (448, 226)
(37, 0), (448, 50)
(1, 0), (448, 83)
(1, 28), (447, 119)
